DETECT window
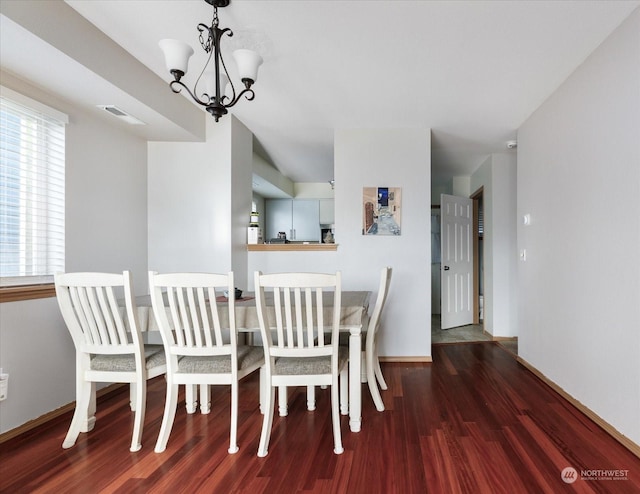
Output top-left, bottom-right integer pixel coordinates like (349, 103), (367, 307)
(0, 86), (67, 294)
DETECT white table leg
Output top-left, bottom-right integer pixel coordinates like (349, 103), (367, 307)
(349, 328), (362, 432)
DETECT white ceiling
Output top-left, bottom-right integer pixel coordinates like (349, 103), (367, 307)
(2, 1), (639, 186)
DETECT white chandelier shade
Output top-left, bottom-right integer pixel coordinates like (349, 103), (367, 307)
(233, 49), (263, 85)
(158, 39), (194, 76)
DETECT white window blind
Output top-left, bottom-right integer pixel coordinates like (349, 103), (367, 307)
(0, 88), (67, 287)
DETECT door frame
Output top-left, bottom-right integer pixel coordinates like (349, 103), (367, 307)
(471, 186), (484, 327)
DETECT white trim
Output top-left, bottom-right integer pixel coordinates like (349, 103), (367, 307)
(0, 85), (69, 124)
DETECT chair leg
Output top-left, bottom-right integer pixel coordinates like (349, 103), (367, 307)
(154, 383), (179, 453)
(228, 382), (239, 454)
(62, 379), (92, 449)
(278, 386), (288, 416)
(367, 350), (385, 412)
(340, 369), (349, 415)
(200, 384), (211, 414)
(130, 378), (146, 452)
(331, 375), (344, 455)
(257, 386), (275, 457)
(259, 367), (266, 414)
(185, 384), (197, 414)
(307, 385), (316, 411)
(374, 351), (388, 390)
(129, 382), (137, 411)
(79, 382), (97, 433)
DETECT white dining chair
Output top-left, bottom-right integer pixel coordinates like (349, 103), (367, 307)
(55, 271), (166, 452)
(254, 271), (348, 457)
(354, 266), (392, 411)
(304, 267), (392, 413)
(149, 271), (264, 454)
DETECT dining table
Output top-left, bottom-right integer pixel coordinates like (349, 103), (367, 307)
(134, 290), (371, 433)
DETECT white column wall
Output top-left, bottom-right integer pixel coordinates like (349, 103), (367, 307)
(148, 116), (253, 278)
(471, 157), (494, 332)
(517, 9), (640, 445)
(490, 153), (518, 337)
(334, 128), (431, 358)
(470, 153), (517, 337)
(230, 117), (253, 287)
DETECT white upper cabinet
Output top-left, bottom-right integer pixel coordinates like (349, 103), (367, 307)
(265, 199), (321, 241)
(319, 199), (335, 225)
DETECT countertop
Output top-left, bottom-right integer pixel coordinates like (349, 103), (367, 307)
(247, 243), (338, 252)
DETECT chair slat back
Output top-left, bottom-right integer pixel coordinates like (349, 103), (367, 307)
(148, 272), (236, 358)
(254, 272), (341, 360)
(55, 271), (140, 354)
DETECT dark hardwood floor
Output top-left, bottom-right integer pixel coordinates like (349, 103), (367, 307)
(2, 342), (638, 493)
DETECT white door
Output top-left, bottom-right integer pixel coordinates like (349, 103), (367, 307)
(440, 194), (474, 329)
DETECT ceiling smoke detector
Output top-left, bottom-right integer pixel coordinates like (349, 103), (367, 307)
(506, 140), (518, 149)
(97, 105), (146, 125)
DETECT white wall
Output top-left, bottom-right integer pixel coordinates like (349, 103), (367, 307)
(294, 182), (334, 199)
(431, 181), (452, 206)
(491, 154), (517, 337)
(471, 157), (494, 331)
(335, 128), (431, 358)
(451, 176), (471, 197)
(230, 118), (254, 286)
(517, 8), (640, 445)
(470, 153), (518, 337)
(148, 116), (253, 282)
(0, 72), (148, 434)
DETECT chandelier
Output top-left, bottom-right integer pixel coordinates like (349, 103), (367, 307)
(159, 0), (263, 122)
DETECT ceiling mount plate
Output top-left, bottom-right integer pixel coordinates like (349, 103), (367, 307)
(205, 0), (230, 7)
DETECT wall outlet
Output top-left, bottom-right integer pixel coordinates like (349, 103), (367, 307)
(0, 369), (8, 401)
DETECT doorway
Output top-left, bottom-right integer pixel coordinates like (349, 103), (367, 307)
(471, 187), (484, 327)
(431, 189), (487, 344)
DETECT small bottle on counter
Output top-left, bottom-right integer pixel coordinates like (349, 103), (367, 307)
(248, 211), (261, 244)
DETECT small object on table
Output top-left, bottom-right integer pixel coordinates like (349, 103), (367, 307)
(223, 288), (243, 300)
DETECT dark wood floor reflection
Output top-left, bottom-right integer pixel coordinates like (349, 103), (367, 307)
(2, 342), (638, 493)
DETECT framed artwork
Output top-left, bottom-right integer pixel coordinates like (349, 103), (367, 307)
(362, 187), (402, 235)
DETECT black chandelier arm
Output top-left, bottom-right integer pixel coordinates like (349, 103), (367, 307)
(168, 79), (211, 108)
(223, 87), (256, 108)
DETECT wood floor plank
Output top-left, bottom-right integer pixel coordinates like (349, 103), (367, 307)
(2, 342), (639, 493)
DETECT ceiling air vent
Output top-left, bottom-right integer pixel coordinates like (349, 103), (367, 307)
(97, 105), (145, 125)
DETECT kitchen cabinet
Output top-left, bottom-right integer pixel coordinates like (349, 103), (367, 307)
(319, 199), (335, 225)
(265, 199), (320, 241)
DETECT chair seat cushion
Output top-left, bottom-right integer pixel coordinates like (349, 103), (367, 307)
(177, 345), (264, 374)
(273, 346), (348, 375)
(90, 344), (166, 372)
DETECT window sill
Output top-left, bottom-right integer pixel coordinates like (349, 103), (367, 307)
(0, 284), (56, 303)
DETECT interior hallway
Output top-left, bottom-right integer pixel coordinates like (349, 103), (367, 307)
(431, 315), (518, 355)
